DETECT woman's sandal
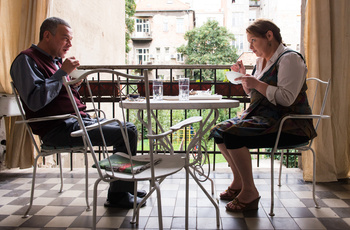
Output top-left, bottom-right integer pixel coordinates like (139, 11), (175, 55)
(219, 187), (241, 201)
(225, 196), (261, 212)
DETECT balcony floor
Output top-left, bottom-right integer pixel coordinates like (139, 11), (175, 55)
(0, 160), (350, 229)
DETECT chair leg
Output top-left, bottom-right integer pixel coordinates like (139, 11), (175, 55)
(22, 155), (40, 218)
(84, 152), (91, 211)
(131, 183), (139, 225)
(188, 168), (220, 227)
(92, 178), (102, 230)
(269, 155), (275, 216)
(310, 149), (320, 208)
(155, 181), (163, 230)
(58, 153), (63, 193)
(185, 166), (189, 230)
(278, 152), (284, 187)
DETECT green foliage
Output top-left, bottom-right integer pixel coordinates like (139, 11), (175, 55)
(177, 20), (239, 81)
(125, 0), (136, 53)
(127, 105), (242, 153)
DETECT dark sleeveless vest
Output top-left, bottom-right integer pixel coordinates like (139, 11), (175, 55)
(240, 50), (316, 138)
(18, 47), (86, 137)
(209, 50), (317, 140)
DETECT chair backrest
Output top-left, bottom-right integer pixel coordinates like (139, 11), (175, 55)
(10, 82), (42, 154)
(306, 77), (331, 132)
(62, 69), (150, 178)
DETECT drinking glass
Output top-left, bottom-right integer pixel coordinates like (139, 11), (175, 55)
(153, 79), (163, 100)
(178, 77), (190, 101)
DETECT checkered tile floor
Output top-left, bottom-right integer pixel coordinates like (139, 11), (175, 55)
(1, 161), (350, 229)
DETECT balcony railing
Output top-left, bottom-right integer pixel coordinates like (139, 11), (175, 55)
(74, 64), (300, 170)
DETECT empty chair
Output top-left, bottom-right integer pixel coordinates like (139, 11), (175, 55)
(63, 69), (204, 230)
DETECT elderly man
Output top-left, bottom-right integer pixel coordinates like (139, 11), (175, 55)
(10, 17), (145, 208)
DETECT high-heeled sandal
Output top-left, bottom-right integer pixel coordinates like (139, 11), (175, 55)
(225, 196), (261, 212)
(219, 187), (241, 201)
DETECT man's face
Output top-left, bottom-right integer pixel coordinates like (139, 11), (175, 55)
(47, 24), (73, 58)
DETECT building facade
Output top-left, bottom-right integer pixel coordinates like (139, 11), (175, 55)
(128, 0), (195, 80)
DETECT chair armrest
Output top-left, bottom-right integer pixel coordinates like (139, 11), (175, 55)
(272, 113), (330, 152)
(283, 114), (330, 120)
(15, 114), (76, 124)
(170, 116), (202, 131)
(146, 116), (202, 140)
(70, 118), (119, 137)
(85, 109), (106, 118)
(146, 130), (174, 140)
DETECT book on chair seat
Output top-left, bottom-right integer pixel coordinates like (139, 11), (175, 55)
(93, 152), (162, 174)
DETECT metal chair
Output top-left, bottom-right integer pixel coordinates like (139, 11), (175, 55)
(10, 82), (91, 218)
(63, 69), (204, 230)
(269, 77), (331, 216)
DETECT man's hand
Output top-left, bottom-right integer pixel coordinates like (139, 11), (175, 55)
(61, 57), (80, 75)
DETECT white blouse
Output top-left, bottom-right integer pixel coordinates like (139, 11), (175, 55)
(253, 44), (308, 106)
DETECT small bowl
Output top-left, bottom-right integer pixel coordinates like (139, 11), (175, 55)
(226, 71), (243, 84)
(128, 94), (140, 99)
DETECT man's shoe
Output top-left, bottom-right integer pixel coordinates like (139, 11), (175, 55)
(104, 192), (146, 209)
(132, 189), (147, 198)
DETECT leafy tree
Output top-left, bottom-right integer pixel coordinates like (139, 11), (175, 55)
(125, 0), (136, 53)
(177, 20), (239, 81)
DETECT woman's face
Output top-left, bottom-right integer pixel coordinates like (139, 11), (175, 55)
(247, 32), (269, 58)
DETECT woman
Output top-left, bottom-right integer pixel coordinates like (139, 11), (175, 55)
(209, 19), (316, 212)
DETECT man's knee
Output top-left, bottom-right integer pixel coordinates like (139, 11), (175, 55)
(126, 122), (137, 141)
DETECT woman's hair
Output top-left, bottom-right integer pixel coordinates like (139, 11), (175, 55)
(40, 17), (71, 41)
(246, 19), (283, 44)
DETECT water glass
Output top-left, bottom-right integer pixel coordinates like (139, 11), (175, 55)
(178, 77), (190, 101)
(153, 79), (163, 100)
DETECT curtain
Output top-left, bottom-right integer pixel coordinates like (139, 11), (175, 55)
(303, 0), (350, 181)
(0, 0), (49, 168)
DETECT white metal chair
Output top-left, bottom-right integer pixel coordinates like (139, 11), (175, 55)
(269, 77), (331, 216)
(63, 69), (204, 230)
(10, 82), (91, 218)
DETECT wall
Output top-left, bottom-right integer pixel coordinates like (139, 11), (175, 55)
(48, 0), (125, 65)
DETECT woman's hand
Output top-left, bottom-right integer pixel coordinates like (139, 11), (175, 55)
(236, 75), (258, 89)
(236, 75), (268, 97)
(231, 60), (245, 74)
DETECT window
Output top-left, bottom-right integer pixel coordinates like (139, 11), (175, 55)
(177, 53), (184, 62)
(136, 48), (150, 64)
(156, 47), (161, 61)
(232, 12), (244, 27)
(176, 18), (184, 33)
(233, 34), (244, 50)
(163, 19), (168, 32)
(164, 47), (170, 61)
(136, 18), (150, 33)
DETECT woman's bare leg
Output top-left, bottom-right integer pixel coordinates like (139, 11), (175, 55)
(217, 143), (242, 190)
(227, 147), (259, 203)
